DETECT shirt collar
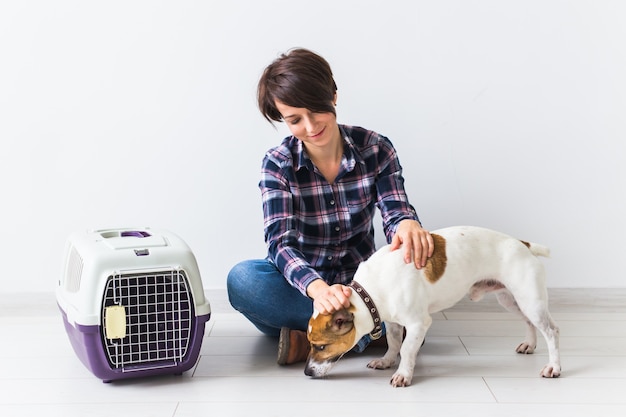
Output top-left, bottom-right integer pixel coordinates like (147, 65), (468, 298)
(294, 125), (364, 173)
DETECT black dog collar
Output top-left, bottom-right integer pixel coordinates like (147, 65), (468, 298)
(348, 281), (383, 340)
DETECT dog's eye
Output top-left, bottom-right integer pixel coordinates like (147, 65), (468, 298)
(313, 344), (326, 352)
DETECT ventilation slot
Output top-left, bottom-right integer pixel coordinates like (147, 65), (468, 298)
(65, 246), (84, 292)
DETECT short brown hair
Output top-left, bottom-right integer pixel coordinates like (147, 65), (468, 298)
(257, 48), (338, 123)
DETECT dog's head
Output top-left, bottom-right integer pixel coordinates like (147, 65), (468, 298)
(304, 307), (359, 378)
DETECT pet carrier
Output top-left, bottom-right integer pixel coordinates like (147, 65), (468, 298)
(56, 227), (211, 382)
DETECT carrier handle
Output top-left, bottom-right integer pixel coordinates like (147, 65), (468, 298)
(120, 231), (151, 238)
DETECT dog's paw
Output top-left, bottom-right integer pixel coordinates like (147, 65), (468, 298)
(515, 342), (536, 354)
(540, 364), (561, 378)
(367, 358), (393, 370)
(390, 372), (412, 387)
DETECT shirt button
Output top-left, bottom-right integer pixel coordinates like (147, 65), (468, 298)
(329, 200), (335, 206)
(335, 226), (340, 232)
(327, 256), (333, 261)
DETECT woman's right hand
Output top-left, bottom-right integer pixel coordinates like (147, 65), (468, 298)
(307, 280), (352, 315)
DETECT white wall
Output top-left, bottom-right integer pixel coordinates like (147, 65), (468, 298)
(1, 0), (625, 292)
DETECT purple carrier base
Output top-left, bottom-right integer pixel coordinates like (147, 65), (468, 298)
(58, 305), (210, 383)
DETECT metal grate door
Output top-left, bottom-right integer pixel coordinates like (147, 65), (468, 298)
(100, 270), (194, 372)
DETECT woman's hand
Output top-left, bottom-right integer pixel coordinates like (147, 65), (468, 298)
(306, 280), (352, 315)
(389, 219), (434, 269)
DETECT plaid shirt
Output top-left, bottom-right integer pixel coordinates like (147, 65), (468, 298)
(260, 124), (419, 295)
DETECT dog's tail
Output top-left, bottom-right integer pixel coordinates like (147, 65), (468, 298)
(522, 240), (551, 258)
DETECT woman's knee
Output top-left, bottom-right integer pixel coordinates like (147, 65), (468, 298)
(227, 259), (279, 307)
(227, 260), (258, 304)
(226, 259), (313, 333)
(227, 260), (252, 290)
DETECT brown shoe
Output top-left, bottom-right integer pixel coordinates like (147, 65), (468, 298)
(277, 327), (310, 365)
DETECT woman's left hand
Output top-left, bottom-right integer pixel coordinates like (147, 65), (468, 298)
(389, 219), (434, 269)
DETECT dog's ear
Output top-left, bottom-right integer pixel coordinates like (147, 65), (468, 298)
(330, 309), (354, 335)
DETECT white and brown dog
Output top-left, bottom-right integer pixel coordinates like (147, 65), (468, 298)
(305, 226), (561, 387)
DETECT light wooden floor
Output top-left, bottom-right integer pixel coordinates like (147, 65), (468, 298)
(1, 288), (625, 416)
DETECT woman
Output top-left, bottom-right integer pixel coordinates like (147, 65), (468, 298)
(227, 48), (433, 365)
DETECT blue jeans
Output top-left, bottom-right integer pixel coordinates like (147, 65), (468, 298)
(226, 259), (378, 352)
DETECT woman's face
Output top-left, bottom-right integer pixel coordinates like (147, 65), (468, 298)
(274, 100), (339, 149)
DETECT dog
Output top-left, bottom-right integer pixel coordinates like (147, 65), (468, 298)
(305, 225), (561, 387)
